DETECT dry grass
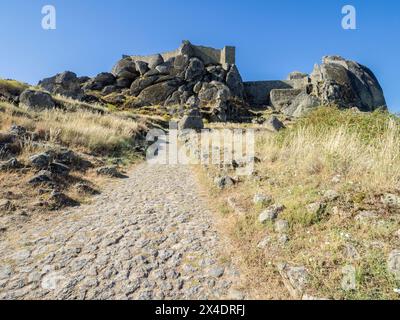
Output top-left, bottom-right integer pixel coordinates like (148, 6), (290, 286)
(0, 79), (29, 95)
(53, 94), (109, 114)
(260, 107), (400, 193)
(0, 99), (148, 226)
(0, 101), (147, 154)
(197, 107), (400, 300)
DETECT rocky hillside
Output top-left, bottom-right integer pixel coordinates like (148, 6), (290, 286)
(0, 89), (149, 233)
(35, 41), (249, 123)
(1, 41), (386, 129)
(0, 41), (395, 301)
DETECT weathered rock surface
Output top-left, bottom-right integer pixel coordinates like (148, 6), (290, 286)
(134, 61), (149, 76)
(0, 158), (23, 171)
(274, 220), (289, 233)
(48, 191), (80, 210)
(96, 166), (126, 178)
(214, 176), (235, 189)
(271, 89), (303, 111)
(32, 43), (386, 122)
(135, 80), (182, 107)
(19, 90), (55, 110)
(29, 153), (51, 169)
(278, 263), (309, 299)
(265, 116), (285, 132)
(179, 108), (204, 130)
(38, 71), (84, 100)
(226, 65), (244, 99)
(28, 170), (53, 185)
(112, 57), (138, 81)
(49, 162), (71, 177)
(277, 56), (387, 117)
(257, 235), (271, 249)
(111, 41), (248, 121)
(253, 194), (272, 207)
(259, 204), (285, 223)
(388, 250), (400, 280)
(84, 73), (116, 91)
(311, 56), (386, 110)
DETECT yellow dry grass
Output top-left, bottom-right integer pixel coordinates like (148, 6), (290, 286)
(197, 107), (400, 300)
(0, 101), (147, 154)
(258, 108), (400, 193)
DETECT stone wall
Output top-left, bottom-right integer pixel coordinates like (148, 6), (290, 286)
(129, 41), (235, 66)
(244, 77), (310, 106)
(270, 88), (304, 111)
(244, 81), (292, 106)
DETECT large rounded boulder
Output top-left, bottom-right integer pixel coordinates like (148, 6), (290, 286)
(179, 108), (204, 130)
(112, 57), (137, 78)
(280, 56), (387, 117)
(134, 79), (183, 107)
(19, 89), (55, 110)
(310, 56), (386, 111)
(38, 71), (84, 100)
(83, 72), (116, 91)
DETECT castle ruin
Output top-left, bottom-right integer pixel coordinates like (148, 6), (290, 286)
(126, 40), (310, 107)
(129, 40), (236, 67)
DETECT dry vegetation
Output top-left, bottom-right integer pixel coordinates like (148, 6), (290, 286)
(0, 100), (147, 154)
(263, 107), (400, 192)
(0, 98), (148, 226)
(0, 79), (29, 96)
(198, 107), (400, 300)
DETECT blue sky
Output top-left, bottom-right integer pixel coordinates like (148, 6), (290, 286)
(0, 0), (399, 110)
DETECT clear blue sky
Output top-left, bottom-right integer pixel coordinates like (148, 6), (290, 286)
(0, 0), (399, 110)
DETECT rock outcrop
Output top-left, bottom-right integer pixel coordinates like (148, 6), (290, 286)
(36, 40), (248, 122)
(19, 89), (55, 110)
(38, 71), (85, 100)
(113, 41), (248, 121)
(268, 56), (387, 117)
(179, 108), (204, 130)
(311, 56), (387, 111)
(32, 42), (386, 121)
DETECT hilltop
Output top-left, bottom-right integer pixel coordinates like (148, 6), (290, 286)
(0, 41), (399, 300)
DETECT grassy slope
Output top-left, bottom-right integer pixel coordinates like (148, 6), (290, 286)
(0, 79), (29, 94)
(0, 99), (147, 155)
(0, 99), (148, 219)
(199, 107), (400, 299)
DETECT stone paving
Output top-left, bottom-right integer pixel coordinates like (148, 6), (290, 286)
(0, 164), (245, 300)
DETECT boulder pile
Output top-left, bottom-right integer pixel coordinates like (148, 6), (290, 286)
(27, 43), (387, 120)
(36, 41), (250, 122)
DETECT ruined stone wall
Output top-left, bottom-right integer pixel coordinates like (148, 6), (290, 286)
(244, 78), (310, 106)
(221, 46), (236, 65)
(244, 81), (293, 106)
(129, 49), (181, 64)
(129, 41), (235, 66)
